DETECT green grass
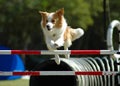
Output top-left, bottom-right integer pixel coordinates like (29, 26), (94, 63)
(0, 79), (29, 86)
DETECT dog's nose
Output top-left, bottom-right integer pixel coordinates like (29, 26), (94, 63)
(46, 25), (51, 31)
(46, 25), (50, 28)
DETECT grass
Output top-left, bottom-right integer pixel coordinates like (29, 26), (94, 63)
(0, 79), (29, 86)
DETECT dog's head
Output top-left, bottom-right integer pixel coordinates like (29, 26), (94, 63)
(39, 8), (64, 31)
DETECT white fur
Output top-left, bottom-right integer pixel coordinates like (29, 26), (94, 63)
(40, 9), (84, 65)
(41, 15), (67, 50)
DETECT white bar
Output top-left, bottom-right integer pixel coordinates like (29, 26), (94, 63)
(41, 50), (71, 55)
(40, 71), (75, 76)
(0, 50), (11, 55)
(100, 50), (118, 55)
(0, 72), (12, 76)
(103, 71), (118, 75)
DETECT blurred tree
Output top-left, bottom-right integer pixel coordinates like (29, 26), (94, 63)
(26, 0), (103, 29)
(109, 0), (120, 20)
(0, 0), (41, 49)
(0, 0), (119, 50)
(0, 0), (103, 50)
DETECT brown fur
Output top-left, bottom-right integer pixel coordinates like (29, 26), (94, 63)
(64, 26), (76, 41)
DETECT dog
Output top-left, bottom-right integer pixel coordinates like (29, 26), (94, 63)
(39, 8), (84, 65)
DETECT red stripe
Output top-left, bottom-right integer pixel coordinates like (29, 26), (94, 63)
(71, 50), (100, 55)
(13, 71), (40, 76)
(75, 71), (102, 75)
(11, 50), (41, 55)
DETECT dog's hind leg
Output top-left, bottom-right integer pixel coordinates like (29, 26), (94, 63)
(64, 39), (72, 59)
(64, 46), (70, 59)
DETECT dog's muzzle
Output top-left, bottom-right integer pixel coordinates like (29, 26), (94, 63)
(46, 22), (53, 31)
(46, 25), (51, 31)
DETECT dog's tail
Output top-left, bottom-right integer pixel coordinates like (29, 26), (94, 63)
(72, 28), (84, 41)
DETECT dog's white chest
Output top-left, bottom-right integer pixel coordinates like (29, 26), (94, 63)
(43, 29), (63, 41)
(50, 31), (62, 41)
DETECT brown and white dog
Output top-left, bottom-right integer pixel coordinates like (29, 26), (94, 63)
(39, 8), (84, 65)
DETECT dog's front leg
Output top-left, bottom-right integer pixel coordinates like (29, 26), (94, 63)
(54, 37), (64, 48)
(54, 54), (61, 65)
(46, 38), (56, 50)
(45, 39), (61, 65)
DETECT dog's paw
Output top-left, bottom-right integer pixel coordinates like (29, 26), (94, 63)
(50, 40), (58, 49)
(51, 43), (59, 49)
(54, 43), (59, 48)
(50, 40), (62, 49)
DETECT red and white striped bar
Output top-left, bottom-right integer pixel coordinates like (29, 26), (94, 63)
(0, 71), (119, 76)
(0, 50), (119, 55)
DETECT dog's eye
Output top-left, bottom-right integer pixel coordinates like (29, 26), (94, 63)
(52, 19), (55, 23)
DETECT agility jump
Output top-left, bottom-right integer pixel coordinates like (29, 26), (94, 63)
(0, 50), (119, 55)
(0, 71), (119, 76)
(0, 20), (120, 77)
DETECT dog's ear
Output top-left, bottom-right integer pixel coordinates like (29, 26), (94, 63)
(39, 11), (47, 17)
(56, 8), (64, 16)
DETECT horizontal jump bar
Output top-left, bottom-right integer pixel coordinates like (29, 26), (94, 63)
(0, 71), (119, 76)
(0, 50), (119, 55)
